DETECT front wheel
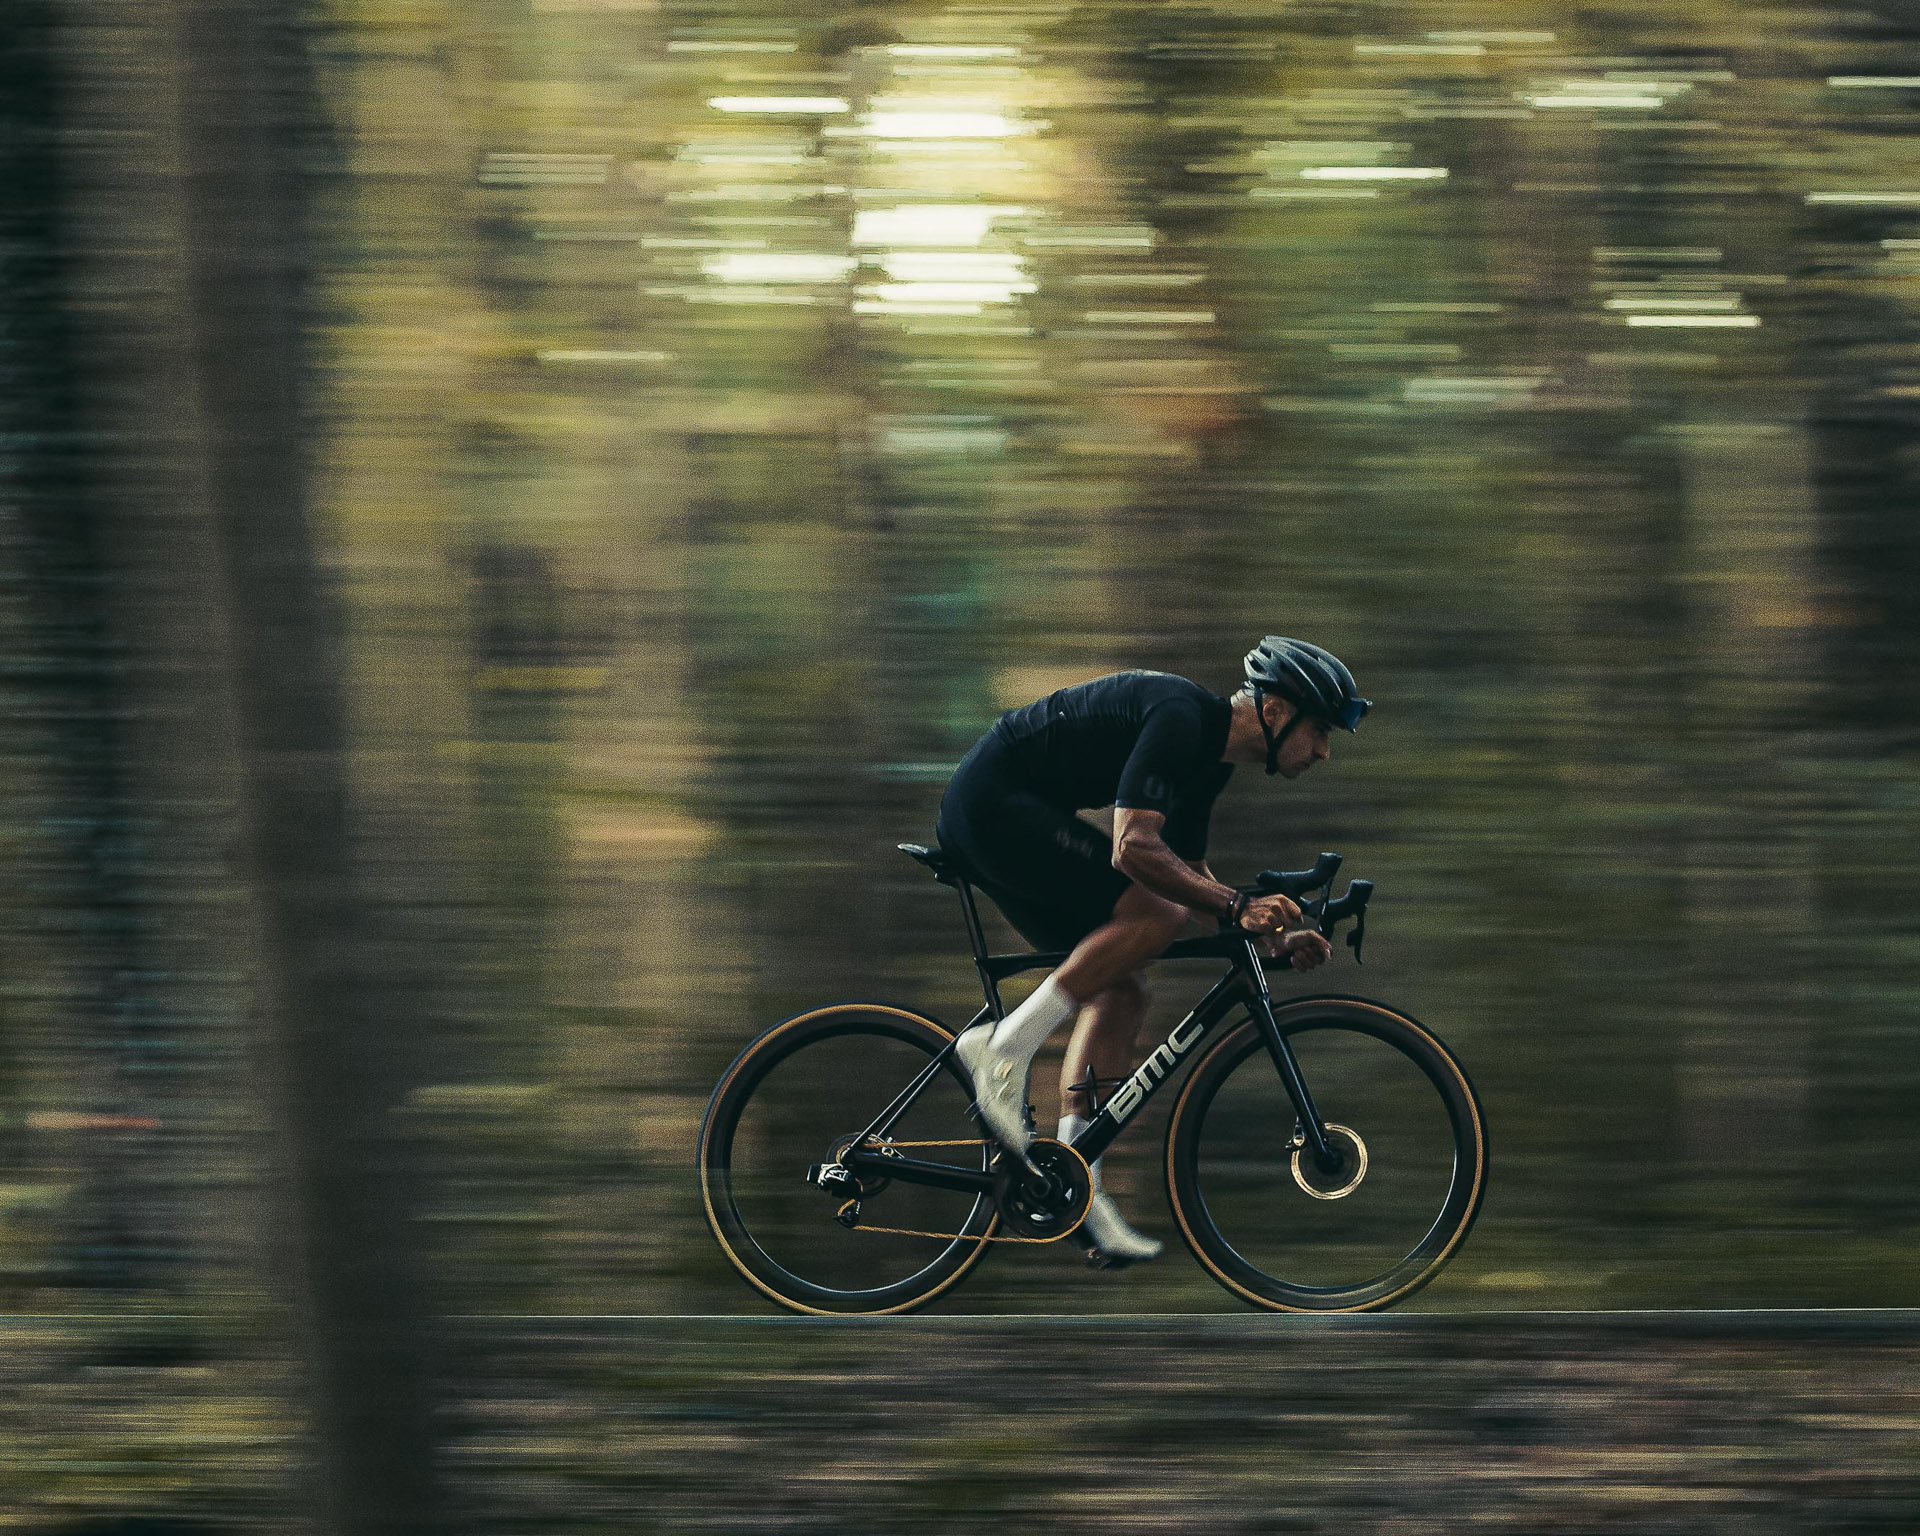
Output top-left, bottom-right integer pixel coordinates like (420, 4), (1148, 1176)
(1166, 997), (1487, 1312)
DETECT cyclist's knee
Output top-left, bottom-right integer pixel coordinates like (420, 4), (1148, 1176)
(1116, 884), (1185, 935)
(1135, 897), (1188, 950)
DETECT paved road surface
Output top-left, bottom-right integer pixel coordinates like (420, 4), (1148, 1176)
(446, 1311), (1919, 1533)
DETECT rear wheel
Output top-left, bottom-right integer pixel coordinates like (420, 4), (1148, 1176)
(1166, 997), (1486, 1312)
(699, 1004), (998, 1314)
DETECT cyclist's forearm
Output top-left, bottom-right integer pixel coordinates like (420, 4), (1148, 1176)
(1114, 833), (1235, 919)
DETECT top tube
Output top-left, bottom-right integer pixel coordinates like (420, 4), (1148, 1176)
(979, 931), (1286, 983)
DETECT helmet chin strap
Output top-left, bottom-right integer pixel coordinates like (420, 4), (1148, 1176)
(1255, 687), (1306, 776)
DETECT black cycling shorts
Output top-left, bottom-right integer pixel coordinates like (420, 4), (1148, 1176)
(935, 734), (1130, 951)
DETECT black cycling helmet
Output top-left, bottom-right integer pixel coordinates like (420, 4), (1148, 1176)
(1242, 636), (1371, 775)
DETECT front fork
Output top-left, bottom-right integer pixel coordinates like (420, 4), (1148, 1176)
(1238, 938), (1344, 1174)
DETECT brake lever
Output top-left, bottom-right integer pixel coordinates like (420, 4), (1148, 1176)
(1308, 879), (1374, 963)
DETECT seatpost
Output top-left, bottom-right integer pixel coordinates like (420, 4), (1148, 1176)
(953, 877), (1007, 1021)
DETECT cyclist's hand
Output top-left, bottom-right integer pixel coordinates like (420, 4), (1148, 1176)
(1237, 893), (1302, 934)
(1281, 928), (1333, 971)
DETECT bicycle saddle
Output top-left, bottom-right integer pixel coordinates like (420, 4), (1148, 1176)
(898, 842), (957, 882)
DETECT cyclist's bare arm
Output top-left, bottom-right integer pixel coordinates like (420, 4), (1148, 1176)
(1111, 808), (1301, 931)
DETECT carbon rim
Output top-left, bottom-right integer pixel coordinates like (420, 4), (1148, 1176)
(699, 1005), (999, 1315)
(1167, 999), (1486, 1312)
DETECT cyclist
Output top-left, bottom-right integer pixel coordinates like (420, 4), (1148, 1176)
(939, 636), (1369, 1267)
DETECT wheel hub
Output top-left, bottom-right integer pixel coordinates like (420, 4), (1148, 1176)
(1290, 1123), (1368, 1200)
(811, 1133), (899, 1199)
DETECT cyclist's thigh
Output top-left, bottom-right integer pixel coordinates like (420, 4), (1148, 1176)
(938, 758), (1127, 950)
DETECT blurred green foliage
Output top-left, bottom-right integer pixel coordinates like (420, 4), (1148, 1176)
(4, 0), (1920, 1521)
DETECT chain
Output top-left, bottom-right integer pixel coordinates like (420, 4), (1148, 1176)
(833, 1200), (1065, 1244)
(832, 1138), (1079, 1245)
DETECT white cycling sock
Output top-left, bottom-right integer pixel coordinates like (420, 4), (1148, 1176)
(1057, 1112), (1098, 1183)
(987, 974), (1080, 1069)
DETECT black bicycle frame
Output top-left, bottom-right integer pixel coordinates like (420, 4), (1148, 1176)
(842, 905), (1341, 1196)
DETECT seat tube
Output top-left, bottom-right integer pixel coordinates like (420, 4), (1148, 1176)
(955, 879), (1007, 1020)
(1238, 938), (1338, 1166)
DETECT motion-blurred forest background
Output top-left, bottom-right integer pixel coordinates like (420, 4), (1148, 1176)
(3, 0), (1918, 1528)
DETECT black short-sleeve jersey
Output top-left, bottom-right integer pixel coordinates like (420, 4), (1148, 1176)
(988, 671), (1234, 858)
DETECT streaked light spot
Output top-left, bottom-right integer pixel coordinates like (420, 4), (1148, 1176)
(536, 349), (672, 363)
(1605, 295), (1743, 311)
(1356, 42), (1485, 56)
(881, 424), (1009, 454)
(1250, 187), (1380, 200)
(1806, 192), (1920, 205)
(885, 44), (1022, 59)
(1827, 76), (1920, 88)
(1300, 166), (1447, 180)
(668, 41), (798, 53)
(870, 281), (1034, 304)
(708, 96), (850, 114)
(1625, 314), (1761, 328)
(1527, 92), (1666, 109)
(1068, 272), (1206, 287)
(1403, 376), (1541, 403)
(1083, 310), (1215, 324)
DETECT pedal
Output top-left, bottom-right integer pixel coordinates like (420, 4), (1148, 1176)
(807, 1162), (856, 1194)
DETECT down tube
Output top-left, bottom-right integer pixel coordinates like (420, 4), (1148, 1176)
(1072, 970), (1247, 1165)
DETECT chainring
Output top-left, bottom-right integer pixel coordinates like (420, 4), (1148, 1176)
(993, 1137), (1091, 1241)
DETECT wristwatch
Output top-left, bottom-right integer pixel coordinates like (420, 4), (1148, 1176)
(1218, 889), (1248, 932)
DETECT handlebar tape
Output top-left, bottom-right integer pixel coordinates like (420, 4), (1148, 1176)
(1251, 852), (1342, 899)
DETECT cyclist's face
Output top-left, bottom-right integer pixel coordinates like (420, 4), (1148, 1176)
(1273, 708), (1333, 778)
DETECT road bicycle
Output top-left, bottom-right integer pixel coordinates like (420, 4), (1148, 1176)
(698, 845), (1486, 1315)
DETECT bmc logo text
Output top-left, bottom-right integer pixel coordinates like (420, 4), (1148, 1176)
(1106, 1016), (1206, 1124)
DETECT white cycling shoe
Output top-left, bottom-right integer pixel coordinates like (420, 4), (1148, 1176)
(954, 1023), (1034, 1157)
(1078, 1190), (1163, 1269)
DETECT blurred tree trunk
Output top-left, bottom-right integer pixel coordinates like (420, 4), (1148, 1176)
(166, 1), (450, 1531)
(0, 4), (167, 1291)
(34, 0), (452, 1530)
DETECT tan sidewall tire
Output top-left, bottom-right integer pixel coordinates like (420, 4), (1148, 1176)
(1164, 996), (1487, 1313)
(699, 1003), (999, 1315)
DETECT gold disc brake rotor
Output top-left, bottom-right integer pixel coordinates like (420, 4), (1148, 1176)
(1291, 1123), (1367, 1200)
